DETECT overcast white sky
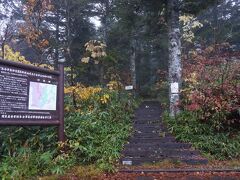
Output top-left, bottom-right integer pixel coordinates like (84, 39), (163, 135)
(90, 16), (101, 29)
(0, 1), (18, 36)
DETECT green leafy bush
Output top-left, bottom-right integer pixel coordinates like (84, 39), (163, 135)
(0, 149), (75, 179)
(164, 111), (240, 160)
(64, 90), (136, 171)
(0, 89), (137, 179)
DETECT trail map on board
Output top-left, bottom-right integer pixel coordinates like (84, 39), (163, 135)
(28, 82), (57, 111)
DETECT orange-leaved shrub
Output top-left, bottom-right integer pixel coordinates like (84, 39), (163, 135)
(181, 43), (240, 130)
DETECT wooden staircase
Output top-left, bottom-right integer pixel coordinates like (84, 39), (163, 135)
(121, 101), (208, 166)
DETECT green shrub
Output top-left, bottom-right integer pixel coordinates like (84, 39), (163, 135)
(0, 89), (137, 178)
(64, 90), (135, 171)
(164, 111), (240, 160)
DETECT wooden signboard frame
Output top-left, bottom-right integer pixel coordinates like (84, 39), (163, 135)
(0, 59), (65, 142)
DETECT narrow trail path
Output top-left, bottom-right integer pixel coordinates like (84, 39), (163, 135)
(121, 101), (208, 166)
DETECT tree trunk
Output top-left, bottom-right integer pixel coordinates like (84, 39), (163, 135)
(168, 0), (182, 117)
(100, 0), (110, 84)
(64, 0), (74, 85)
(102, 0), (110, 44)
(1, 42), (5, 59)
(130, 38), (137, 91)
(99, 63), (104, 84)
(213, 0), (219, 44)
(54, 2), (60, 69)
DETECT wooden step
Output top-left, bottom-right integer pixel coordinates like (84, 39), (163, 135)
(134, 120), (161, 124)
(133, 129), (168, 133)
(132, 132), (172, 138)
(122, 149), (200, 157)
(121, 157), (208, 166)
(124, 142), (192, 149)
(135, 113), (161, 117)
(133, 120), (162, 125)
(133, 124), (164, 129)
(128, 137), (176, 143)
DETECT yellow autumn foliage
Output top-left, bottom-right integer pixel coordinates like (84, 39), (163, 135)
(0, 45), (53, 70)
(1, 45), (31, 64)
(81, 40), (107, 64)
(184, 72), (199, 89)
(81, 57), (90, 64)
(64, 83), (116, 112)
(107, 80), (123, 90)
(180, 14), (203, 43)
(64, 83), (102, 101)
(100, 94), (110, 104)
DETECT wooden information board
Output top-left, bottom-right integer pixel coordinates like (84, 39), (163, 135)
(0, 59), (65, 142)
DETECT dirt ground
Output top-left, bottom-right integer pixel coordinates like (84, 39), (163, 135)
(99, 172), (240, 180)
(58, 171), (240, 180)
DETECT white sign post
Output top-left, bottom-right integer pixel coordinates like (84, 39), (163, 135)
(170, 82), (179, 94)
(125, 85), (134, 91)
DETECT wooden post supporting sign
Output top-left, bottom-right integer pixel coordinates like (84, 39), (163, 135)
(58, 63), (65, 142)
